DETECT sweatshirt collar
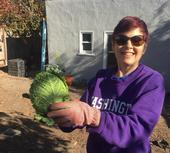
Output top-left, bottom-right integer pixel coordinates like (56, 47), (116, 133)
(111, 64), (144, 82)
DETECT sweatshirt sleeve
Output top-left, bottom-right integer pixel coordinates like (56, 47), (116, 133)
(88, 73), (165, 148)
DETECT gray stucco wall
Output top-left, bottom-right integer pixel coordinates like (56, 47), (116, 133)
(46, 0), (170, 91)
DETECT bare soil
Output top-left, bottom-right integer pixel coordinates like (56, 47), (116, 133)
(0, 70), (170, 153)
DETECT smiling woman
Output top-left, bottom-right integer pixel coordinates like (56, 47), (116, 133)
(112, 16), (149, 77)
(112, 28), (147, 77)
(47, 16), (165, 153)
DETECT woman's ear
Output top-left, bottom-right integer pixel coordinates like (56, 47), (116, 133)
(143, 44), (148, 54)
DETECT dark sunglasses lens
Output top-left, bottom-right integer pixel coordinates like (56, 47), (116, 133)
(114, 35), (145, 46)
(131, 36), (145, 46)
(114, 35), (128, 45)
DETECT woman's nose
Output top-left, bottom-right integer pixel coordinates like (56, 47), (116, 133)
(126, 40), (133, 48)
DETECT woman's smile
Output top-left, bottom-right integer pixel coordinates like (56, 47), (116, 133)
(121, 51), (135, 56)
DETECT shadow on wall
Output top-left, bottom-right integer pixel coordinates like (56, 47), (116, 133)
(142, 0), (170, 92)
(142, 20), (170, 91)
(62, 42), (104, 85)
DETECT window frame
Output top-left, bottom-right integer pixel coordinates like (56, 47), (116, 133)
(78, 31), (94, 56)
(103, 31), (113, 68)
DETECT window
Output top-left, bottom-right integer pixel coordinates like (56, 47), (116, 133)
(79, 31), (94, 55)
(103, 31), (114, 68)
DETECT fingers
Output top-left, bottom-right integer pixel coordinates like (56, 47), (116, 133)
(47, 109), (69, 118)
(48, 111), (74, 127)
(47, 110), (73, 127)
(54, 117), (70, 124)
(48, 102), (70, 111)
(54, 118), (74, 127)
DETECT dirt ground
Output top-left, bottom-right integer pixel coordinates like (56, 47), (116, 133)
(0, 70), (170, 153)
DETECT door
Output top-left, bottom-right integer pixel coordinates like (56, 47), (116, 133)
(0, 28), (7, 67)
(103, 31), (117, 69)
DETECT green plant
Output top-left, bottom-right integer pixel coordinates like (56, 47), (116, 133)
(45, 64), (65, 77)
(29, 65), (70, 126)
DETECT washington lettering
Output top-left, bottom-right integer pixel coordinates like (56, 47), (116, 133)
(91, 96), (132, 115)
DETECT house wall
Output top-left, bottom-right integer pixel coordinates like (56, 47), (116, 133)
(46, 0), (170, 91)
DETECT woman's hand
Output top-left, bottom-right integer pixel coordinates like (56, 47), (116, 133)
(47, 99), (101, 127)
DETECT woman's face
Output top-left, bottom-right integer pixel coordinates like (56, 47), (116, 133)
(112, 28), (147, 69)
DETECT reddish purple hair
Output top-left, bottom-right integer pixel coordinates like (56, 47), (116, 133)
(112, 16), (149, 42)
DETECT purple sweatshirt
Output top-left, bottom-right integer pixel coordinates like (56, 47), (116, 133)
(80, 64), (165, 153)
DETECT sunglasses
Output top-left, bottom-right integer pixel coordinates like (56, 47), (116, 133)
(113, 35), (145, 47)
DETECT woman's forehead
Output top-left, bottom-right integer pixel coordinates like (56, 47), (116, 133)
(119, 28), (144, 37)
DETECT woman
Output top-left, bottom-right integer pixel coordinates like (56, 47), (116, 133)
(47, 16), (165, 153)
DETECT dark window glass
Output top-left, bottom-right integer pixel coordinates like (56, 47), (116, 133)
(83, 33), (91, 42)
(83, 43), (91, 50)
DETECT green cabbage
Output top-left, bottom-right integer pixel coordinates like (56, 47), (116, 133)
(29, 65), (70, 126)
